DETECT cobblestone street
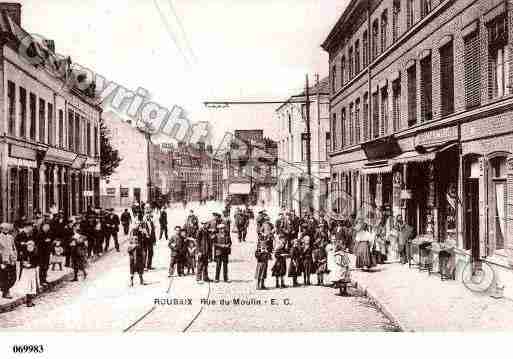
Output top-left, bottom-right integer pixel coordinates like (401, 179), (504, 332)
(0, 204), (398, 332)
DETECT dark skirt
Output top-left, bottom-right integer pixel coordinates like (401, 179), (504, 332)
(129, 252), (145, 275)
(255, 261), (268, 281)
(355, 241), (375, 269)
(315, 260), (329, 274)
(0, 264), (17, 290)
(271, 257), (287, 277)
(302, 258), (314, 275)
(288, 259), (302, 277)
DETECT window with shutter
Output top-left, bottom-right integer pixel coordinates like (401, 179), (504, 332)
(393, 0), (400, 42)
(39, 98), (46, 143)
(48, 103), (53, 145)
(332, 64), (337, 91)
(421, 0), (432, 19)
(355, 98), (361, 143)
(381, 11), (388, 53)
(341, 108), (346, 148)
(440, 42), (454, 116)
(341, 57), (346, 86)
(68, 109), (74, 151)
(363, 92), (369, 141)
(326, 132), (331, 157)
(349, 103), (354, 145)
(464, 31), (481, 109)
(363, 31), (368, 67)
(372, 20), (379, 59)
(372, 92), (379, 138)
(488, 15), (509, 99)
(29, 93), (36, 140)
(407, 64), (417, 127)
(392, 79), (401, 131)
(7, 81), (15, 136)
(407, 0), (415, 29)
(331, 113), (337, 150)
(59, 110), (64, 147)
(349, 47), (354, 79)
(381, 86), (389, 135)
(19, 87), (26, 138)
(420, 54), (432, 122)
(355, 40), (360, 74)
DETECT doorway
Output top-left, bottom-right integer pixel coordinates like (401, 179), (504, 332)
(464, 179), (480, 262)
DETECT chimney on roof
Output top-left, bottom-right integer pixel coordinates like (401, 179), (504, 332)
(0, 3), (21, 26)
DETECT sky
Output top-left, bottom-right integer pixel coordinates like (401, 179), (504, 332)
(18, 0), (349, 145)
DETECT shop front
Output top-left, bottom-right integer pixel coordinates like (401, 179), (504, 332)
(459, 114), (513, 298)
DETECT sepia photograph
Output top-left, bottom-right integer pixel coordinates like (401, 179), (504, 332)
(0, 0), (512, 356)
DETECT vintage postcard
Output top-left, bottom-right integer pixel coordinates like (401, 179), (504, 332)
(0, 0), (512, 355)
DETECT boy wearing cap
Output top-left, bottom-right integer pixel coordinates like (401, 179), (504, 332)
(214, 223), (231, 282)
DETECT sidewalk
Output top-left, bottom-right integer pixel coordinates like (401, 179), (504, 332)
(0, 239), (128, 314)
(348, 256), (513, 331)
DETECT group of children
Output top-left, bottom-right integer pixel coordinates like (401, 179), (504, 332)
(254, 220), (352, 291)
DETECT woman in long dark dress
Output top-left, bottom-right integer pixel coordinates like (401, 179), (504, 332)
(128, 226), (146, 287)
(271, 235), (287, 288)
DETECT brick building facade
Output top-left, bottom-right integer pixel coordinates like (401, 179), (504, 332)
(323, 0), (513, 297)
(0, 3), (101, 222)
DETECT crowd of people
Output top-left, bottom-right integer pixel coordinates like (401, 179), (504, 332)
(250, 206), (416, 290)
(0, 199), (418, 308)
(0, 206), (130, 307)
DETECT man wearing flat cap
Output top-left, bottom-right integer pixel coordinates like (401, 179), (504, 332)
(196, 221), (211, 283)
(214, 222), (231, 282)
(168, 226), (185, 277)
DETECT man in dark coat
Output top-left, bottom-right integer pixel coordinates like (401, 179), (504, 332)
(143, 214), (156, 270)
(159, 208), (168, 241)
(36, 223), (53, 286)
(196, 222), (211, 283)
(105, 209), (120, 252)
(121, 209), (132, 236)
(214, 223), (232, 282)
(168, 226), (185, 277)
(185, 210), (199, 238)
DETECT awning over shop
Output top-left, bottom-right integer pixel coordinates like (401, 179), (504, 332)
(390, 142), (458, 165)
(361, 135), (401, 160)
(331, 160), (367, 173)
(361, 162), (393, 175)
(43, 148), (77, 166)
(229, 182), (251, 194)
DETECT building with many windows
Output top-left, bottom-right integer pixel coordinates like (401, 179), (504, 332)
(276, 76), (331, 216)
(0, 3), (101, 221)
(323, 0), (513, 297)
(223, 130), (278, 206)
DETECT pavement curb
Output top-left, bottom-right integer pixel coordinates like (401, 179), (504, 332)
(352, 278), (413, 332)
(0, 238), (128, 315)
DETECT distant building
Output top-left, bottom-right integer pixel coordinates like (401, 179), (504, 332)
(224, 129), (278, 206)
(276, 76), (331, 216)
(100, 111), (148, 208)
